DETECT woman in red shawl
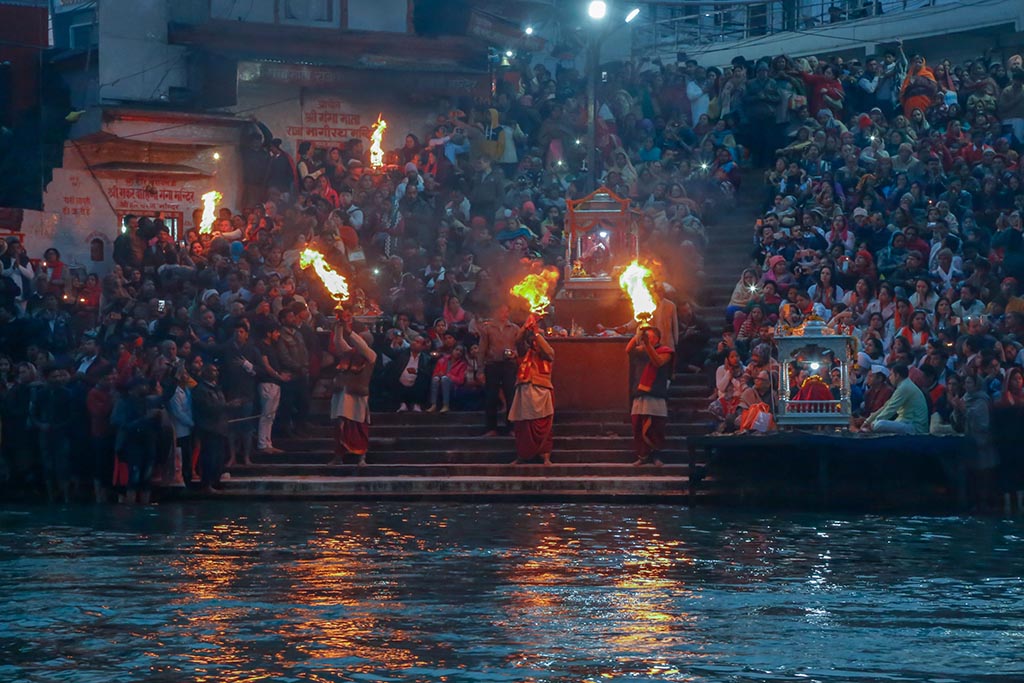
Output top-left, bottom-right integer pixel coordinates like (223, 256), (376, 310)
(851, 249), (878, 283)
(998, 367), (1024, 407)
(900, 55), (938, 118)
(800, 65), (845, 118)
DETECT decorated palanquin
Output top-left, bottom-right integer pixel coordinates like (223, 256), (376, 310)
(776, 319), (857, 426)
(564, 187), (641, 290)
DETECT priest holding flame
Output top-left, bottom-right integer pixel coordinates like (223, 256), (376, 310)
(507, 268), (559, 465)
(328, 309), (377, 467)
(508, 312), (555, 466)
(625, 325), (674, 467)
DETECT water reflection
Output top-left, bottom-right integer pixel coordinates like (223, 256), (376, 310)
(0, 505), (1022, 682)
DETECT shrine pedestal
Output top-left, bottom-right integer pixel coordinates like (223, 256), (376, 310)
(549, 336), (630, 414)
(553, 288), (632, 334)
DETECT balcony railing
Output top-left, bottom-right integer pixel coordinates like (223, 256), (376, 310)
(632, 0), (955, 57)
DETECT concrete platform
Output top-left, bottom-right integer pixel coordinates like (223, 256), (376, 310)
(218, 474), (693, 501)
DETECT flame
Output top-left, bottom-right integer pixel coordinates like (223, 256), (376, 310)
(300, 248), (350, 302)
(370, 114), (387, 169)
(199, 190), (221, 234)
(619, 260), (657, 323)
(510, 267), (559, 315)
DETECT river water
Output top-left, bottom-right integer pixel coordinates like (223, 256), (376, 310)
(0, 503), (1022, 683)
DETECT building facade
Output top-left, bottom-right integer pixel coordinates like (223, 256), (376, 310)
(633, 0), (1024, 68)
(20, 0), (490, 270)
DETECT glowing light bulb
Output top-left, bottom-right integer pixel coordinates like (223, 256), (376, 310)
(625, 8), (640, 22)
(525, 26), (534, 35)
(212, 152), (221, 160)
(810, 361), (821, 370)
(588, 1), (607, 20)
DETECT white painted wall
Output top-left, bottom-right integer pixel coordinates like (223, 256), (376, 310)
(97, 0), (187, 103)
(347, 0), (409, 33)
(33, 134), (242, 274)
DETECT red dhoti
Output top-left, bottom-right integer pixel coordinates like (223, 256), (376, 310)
(335, 418), (370, 457)
(632, 414), (666, 459)
(514, 416), (554, 461)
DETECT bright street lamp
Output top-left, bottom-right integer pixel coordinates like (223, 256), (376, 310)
(587, 1), (607, 20)
(524, 26), (534, 35)
(625, 7), (640, 22)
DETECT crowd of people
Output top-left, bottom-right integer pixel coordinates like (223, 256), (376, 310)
(3, 36), (1023, 503)
(713, 43), (1024, 501)
(0, 50), (734, 502)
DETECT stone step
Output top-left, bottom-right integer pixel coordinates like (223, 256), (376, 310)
(219, 475), (691, 499)
(301, 412), (709, 439)
(248, 448), (695, 465)
(228, 462), (693, 478)
(276, 434), (697, 452)
(309, 388), (712, 420)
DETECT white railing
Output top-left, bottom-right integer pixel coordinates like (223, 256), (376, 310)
(632, 0), (958, 57)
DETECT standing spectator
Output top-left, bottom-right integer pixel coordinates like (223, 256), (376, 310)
(111, 378), (161, 505)
(387, 336), (432, 413)
(997, 70), (1024, 147)
(166, 364), (195, 485)
(478, 303), (519, 436)
(86, 366), (117, 502)
(266, 138), (297, 196)
(193, 364), (230, 493)
(30, 364), (73, 502)
(219, 323), (260, 467)
(275, 308), (310, 436)
(255, 323), (291, 456)
(743, 63), (782, 167)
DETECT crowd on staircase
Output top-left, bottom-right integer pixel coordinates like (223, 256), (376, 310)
(0, 51), (740, 502)
(9, 40), (1023, 502)
(709, 44), (1024, 500)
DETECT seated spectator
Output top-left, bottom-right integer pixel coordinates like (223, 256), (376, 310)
(861, 364), (929, 434)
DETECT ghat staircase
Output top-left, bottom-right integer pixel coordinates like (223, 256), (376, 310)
(221, 185), (759, 501)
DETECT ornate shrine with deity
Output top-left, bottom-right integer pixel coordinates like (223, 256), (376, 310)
(775, 319), (857, 427)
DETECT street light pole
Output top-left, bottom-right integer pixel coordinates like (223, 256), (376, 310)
(586, 37), (598, 192)
(583, 2), (638, 192)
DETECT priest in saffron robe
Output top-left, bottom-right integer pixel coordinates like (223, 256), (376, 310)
(329, 322), (377, 466)
(627, 326), (674, 466)
(509, 315), (555, 465)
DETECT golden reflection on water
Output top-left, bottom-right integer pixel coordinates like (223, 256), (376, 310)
(283, 525), (431, 676)
(607, 517), (700, 679)
(165, 520), (268, 681)
(495, 513), (704, 680)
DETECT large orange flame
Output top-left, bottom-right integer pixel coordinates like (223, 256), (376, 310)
(199, 190), (222, 234)
(619, 260), (657, 322)
(510, 267), (559, 315)
(300, 248), (350, 302)
(370, 114), (387, 169)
